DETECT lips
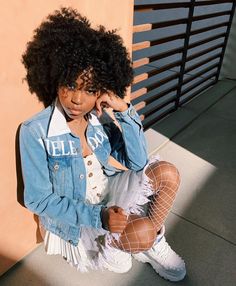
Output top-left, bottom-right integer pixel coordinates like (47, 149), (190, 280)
(68, 108), (82, 115)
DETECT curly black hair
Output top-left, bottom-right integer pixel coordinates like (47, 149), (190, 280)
(22, 7), (133, 107)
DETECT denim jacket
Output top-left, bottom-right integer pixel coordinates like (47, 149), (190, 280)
(19, 100), (148, 246)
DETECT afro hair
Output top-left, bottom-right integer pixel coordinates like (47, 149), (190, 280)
(22, 7), (133, 107)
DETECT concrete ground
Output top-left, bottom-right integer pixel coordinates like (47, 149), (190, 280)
(1, 79), (236, 286)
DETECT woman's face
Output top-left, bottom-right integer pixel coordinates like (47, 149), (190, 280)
(58, 76), (99, 120)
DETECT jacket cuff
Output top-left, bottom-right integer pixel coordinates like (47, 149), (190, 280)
(114, 104), (137, 120)
(91, 205), (104, 229)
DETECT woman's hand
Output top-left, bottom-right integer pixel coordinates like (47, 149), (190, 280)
(101, 206), (128, 233)
(95, 92), (128, 117)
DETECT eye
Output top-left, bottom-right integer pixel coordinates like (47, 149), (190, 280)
(86, 89), (97, 95)
(67, 82), (78, 91)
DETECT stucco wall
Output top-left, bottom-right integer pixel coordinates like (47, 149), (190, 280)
(0, 0), (133, 275)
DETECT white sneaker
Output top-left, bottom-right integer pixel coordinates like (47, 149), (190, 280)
(133, 226), (186, 282)
(98, 246), (132, 273)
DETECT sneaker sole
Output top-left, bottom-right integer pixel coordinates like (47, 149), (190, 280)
(98, 253), (132, 274)
(133, 253), (186, 282)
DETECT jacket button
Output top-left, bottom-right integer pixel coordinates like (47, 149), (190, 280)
(54, 163), (59, 171)
(79, 174), (84, 179)
(87, 160), (92, 166)
(129, 108), (135, 117)
(97, 193), (102, 197)
(88, 172), (93, 177)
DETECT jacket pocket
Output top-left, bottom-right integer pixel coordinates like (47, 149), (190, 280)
(48, 156), (74, 197)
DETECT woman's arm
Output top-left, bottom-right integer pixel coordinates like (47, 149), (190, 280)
(96, 93), (148, 171)
(113, 104), (148, 170)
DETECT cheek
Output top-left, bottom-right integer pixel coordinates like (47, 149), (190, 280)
(58, 96), (71, 114)
(87, 96), (98, 107)
(58, 94), (68, 107)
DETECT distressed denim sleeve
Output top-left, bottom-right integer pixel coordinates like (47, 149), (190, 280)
(112, 104), (148, 170)
(19, 123), (103, 229)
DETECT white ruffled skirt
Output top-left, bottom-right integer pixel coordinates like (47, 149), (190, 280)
(43, 156), (159, 272)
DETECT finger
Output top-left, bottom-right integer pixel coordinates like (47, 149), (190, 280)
(110, 225), (127, 234)
(110, 208), (127, 222)
(109, 211), (123, 220)
(95, 99), (102, 117)
(109, 206), (119, 212)
(110, 221), (127, 227)
(109, 218), (125, 227)
(111, 206), (123, 212)
(110, 218), (127, 226)
(109, 217), (127, 231)
(98, 93), (113, 107)
(117, 207), (127, 216)
(109, 207), (116, 214)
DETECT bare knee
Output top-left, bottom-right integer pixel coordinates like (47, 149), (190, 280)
(146, 161), (180, 191)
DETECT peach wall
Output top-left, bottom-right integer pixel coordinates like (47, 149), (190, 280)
(0, 0), (134, 275)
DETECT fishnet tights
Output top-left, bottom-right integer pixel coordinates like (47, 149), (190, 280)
(112, 161), (180, 253)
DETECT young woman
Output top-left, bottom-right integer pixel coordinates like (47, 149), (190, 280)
(20, 7), (186, 282)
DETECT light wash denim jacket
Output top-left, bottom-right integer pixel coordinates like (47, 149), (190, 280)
(20, 100), (148, 246)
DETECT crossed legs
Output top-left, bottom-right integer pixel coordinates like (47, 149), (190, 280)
(113, 161), (180, 253)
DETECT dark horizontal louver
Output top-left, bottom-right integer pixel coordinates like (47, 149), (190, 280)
(132, 0), (236, 130)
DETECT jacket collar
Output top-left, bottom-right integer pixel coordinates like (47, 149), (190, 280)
(47, 99), (71, 137)
(47, 99), (101, 137)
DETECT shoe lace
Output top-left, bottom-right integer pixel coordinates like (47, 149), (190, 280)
(153, 237), (171, 260)
(104, 246), (129, 263)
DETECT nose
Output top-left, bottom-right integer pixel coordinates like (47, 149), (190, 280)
(71, 91), (81, 105)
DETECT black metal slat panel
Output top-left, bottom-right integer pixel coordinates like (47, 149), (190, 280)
(132, 0), (235, 130)
(134, 2), (191, 11)
(180, 80), (217, 106)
